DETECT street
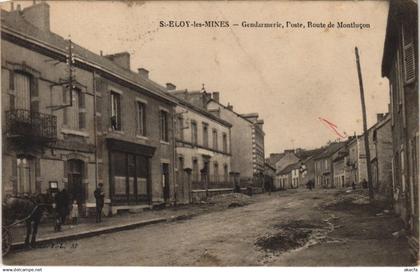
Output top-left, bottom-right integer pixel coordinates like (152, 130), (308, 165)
(3, 189), (415, 266)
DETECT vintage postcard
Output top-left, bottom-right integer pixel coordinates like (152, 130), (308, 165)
(1, 0), (418, 268)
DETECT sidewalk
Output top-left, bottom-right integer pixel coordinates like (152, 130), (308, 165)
(9, 203), (209, 251)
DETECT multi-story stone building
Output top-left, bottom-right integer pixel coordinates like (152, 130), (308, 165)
(313, 142), (346, 188)
(167, 87), (232, 203)
(381, 0), (418, 254)
(171, 90), (265, 186)
(368, 114), (393, 201)
(1, 3), (177, 215)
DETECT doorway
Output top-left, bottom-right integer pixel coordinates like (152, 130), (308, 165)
(162, 163), (170, 202)
(67, 159), (85, 205)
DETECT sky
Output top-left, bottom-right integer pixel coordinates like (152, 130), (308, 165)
(8, 1), (391, 155)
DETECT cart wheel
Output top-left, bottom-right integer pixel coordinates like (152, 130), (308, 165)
(2, 227), (11, 256)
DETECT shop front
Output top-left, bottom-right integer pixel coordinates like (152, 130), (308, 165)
(106, 138), (156, 206)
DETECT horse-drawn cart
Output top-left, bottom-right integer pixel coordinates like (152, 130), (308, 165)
(2, 194), (52, 256)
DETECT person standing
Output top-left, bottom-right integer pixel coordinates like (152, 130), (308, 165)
(94, 183), (105, 223)
(71, 200), (79, 225)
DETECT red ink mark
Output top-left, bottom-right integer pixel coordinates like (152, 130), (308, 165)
(319, 117), (346, 139)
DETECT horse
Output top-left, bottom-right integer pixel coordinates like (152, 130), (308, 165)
(2, 193), (53, 248)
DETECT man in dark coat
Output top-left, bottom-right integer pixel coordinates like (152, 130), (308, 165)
(54, 189), (65, 231)
(94, 183), (105, 223)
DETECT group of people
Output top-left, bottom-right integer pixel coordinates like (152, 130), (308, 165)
(52, 183), (105, 231)
(53, 189), (80, 231)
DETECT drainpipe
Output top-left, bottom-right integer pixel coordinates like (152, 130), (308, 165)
(172, 110), (177, 206)
(93, 71), (98, 189)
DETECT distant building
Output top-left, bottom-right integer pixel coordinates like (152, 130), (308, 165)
(174, 90), (266, 186)
(313, 142), (346, 188)
(276, 162), (301, 189)
(381, 0), (418, 249)
(368, 114), (393, 201)
(167, 86), (232, 203)
(274, 150), (300, 175)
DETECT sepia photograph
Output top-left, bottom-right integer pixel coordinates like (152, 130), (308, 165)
(0, 0), (418, 268)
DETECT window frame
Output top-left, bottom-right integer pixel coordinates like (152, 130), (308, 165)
(110, 91), (122, 131)
(136, 101), (146, 137)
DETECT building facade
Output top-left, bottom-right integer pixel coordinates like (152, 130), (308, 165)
(313, 142), (346, 188)
(169, 88), (232, 203)
(1, 3), (177, 215)
(176, 91), (265, 185)
(381, 0), (418, 247)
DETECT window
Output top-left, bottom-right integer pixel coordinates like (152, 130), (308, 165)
(212, 129), (218, 150)
(213, 163), (219, 182)
(16, 157), (35, 194)
(67, 88), (85, 130)
(176, 116), (184, 140)
(111, 92), (121, 131)
(192, 159), (199, 182)
(224, 164), (229, 182)
(14, 72), (31, 111)
(202, 123), (209, 147)
(222, 133), (228, 153)
(136, 102), (146, 136)
(324, 159), (328, 170)
(402, 24), (416, 83)
(160, 110), (168, 142)
(191, 121), (198, 145)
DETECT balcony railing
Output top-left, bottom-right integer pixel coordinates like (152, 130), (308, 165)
(6, 109), (57, 141)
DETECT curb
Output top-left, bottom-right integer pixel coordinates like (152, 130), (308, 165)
(10, 214), (193, 252)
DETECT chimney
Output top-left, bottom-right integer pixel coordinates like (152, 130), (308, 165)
(21, 2), (50, 31)
(212, 92), (220, 103)
(227, 102), (233, 111)
(138, 68), (149, 79)
(104, 52), (131, 70)
(376, 113), (385, 122)
(17, 4), (21, 11)
(166, 83), (176, 91)
(10, 2), (14, 11)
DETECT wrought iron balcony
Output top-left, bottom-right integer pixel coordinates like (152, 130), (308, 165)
(6, 109), (57, 141)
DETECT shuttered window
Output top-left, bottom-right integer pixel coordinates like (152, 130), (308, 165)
(110, 92), (122, 131)
(402, 24), (416, 84)
(136, 102), (146, 136)
(191, 121), (198, 145)
(67, 88), (85, 130)
(14, 72), (31, 111)
(212, 129), (218, 150)
(17, 157), (35, 194)
(160, 110), (168, 142)
(222, 133), (228, 153)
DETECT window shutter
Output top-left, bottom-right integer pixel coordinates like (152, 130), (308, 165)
(31, 77), (39, 98)
(11, 157), (17, 178)
(402, 25), (416, 83)
(135, 101), (139, 135)
(9, 70), (15, 110)
(11, 157), (17, 194)
(9, 70), (15, 90)
(96, 96), (102, 114)
(79, 92), (85, 108)
(62, 87), (68, 125)
(79, 112), (86, 129)
(117, 95), (122, 130)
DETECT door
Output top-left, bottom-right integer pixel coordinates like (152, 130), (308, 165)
(68, 159), (85, 205)
(162, 163), (170, 202)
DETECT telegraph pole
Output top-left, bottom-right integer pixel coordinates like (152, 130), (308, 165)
(355, 47), (374, 201)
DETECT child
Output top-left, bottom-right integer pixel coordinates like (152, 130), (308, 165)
(71, 200), (79, 225)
